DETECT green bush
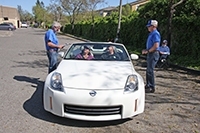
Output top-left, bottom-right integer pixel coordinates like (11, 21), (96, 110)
(63, 0), (200, 70)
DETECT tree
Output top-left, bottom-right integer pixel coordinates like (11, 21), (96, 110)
(167, 0), (186, 48)
(17, 5), (24, 21)
(17, 5), (34, 22)
(23, 11), (34, 22)
(32, 0), (47, 25)
(122, 4), (132, 16)
(86, 0), (104, 22)
(47, 4), (63, 22)
(53, 0), (87, 33)
(85, 0), (105, 38)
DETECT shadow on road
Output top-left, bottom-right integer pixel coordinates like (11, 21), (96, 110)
(13, 59), (47, 68)
(13, 50), (47, 68)
(13, 75), (130, 127)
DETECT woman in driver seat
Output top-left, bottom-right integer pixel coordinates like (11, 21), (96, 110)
(75, 46), (94, 60)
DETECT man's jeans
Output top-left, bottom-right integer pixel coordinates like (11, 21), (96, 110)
(146, 51), (159, 89)
(47, 50), (58, 73)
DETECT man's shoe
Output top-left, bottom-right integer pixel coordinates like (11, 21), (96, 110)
(145, 87), (155, 93)
(145, 85), (149, 89)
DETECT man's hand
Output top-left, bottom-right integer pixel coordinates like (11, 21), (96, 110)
(47, 42), (65, 49)
(142, 49), (148, 55)
(160, 51), (164, 54)
(58, 44), (65, 49)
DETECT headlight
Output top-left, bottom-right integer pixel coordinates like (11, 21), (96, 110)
(50, 72), (63, 91)
(124, 75), (138, 93)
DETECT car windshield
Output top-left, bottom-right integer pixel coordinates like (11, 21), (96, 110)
(63, 43), (130, 61)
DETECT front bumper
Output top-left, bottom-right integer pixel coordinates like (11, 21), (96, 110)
(43, 85), (145, 121)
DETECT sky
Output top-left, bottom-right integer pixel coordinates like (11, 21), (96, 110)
(0, 0), (135, 13)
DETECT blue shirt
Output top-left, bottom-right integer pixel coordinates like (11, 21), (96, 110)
(44, 29), (58, 51)
(159, 45), (170, 55)
(146, 29), (161, 50)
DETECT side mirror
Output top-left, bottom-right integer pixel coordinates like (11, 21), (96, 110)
(58, 51), (65, 58)
(130, 54), (139, 60)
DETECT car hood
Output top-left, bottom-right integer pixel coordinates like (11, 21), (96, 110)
(56, 60), (137, 90)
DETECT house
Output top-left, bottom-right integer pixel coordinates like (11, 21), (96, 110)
(97, 6), (118, 17)
(0, 5), (20, 28)
(129, 0), (150, 11)
(97, 0), (150, 17)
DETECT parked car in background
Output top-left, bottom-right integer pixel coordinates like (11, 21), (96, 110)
(0, 23), (16, 31)
(43, 42), (145, 121)
(3, 22), (16, 30)
(21, 22), (28, 28)
(33, 23), (39, 28)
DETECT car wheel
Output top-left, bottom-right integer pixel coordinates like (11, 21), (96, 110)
(8, 28), (12, 31)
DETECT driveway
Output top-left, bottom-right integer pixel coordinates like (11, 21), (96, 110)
(0, 28), (199, 133)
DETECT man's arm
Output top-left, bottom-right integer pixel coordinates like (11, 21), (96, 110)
(142, 42), (159, 54)
(47, 41), (64, 49)
(160, 46), (170, 55)
(148, 42), (159, 53)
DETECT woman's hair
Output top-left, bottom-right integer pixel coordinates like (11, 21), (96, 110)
(81, 46), (91, 55)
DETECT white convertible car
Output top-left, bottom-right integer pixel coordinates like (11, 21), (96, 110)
(43, 42), (145, 121)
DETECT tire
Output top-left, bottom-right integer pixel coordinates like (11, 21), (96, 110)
(8, 28), (12, 31)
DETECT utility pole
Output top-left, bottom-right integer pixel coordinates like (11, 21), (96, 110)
(114, 0), (122, 43)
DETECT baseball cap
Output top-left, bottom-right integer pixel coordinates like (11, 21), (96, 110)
(52, 21), (61, 27)
(163, 40), (167, 43)
(146, 20), (158, 27)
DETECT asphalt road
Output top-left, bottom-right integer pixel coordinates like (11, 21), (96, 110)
(0, 28), (199, 133)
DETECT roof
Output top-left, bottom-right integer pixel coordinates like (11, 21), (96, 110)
(97, 6), (117, 12)
(129, 0), (149, 5)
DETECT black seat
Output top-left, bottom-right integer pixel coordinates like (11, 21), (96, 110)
(156, 54), (170, 69)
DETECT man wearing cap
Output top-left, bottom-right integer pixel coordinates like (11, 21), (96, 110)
(159, 40), (170, 62)
(142, 20), (161, 93)
(44, 21), (65, 73)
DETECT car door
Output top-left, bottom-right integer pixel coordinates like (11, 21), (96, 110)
(0, 24), (8, 30)
(0, 24), (4, 30)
